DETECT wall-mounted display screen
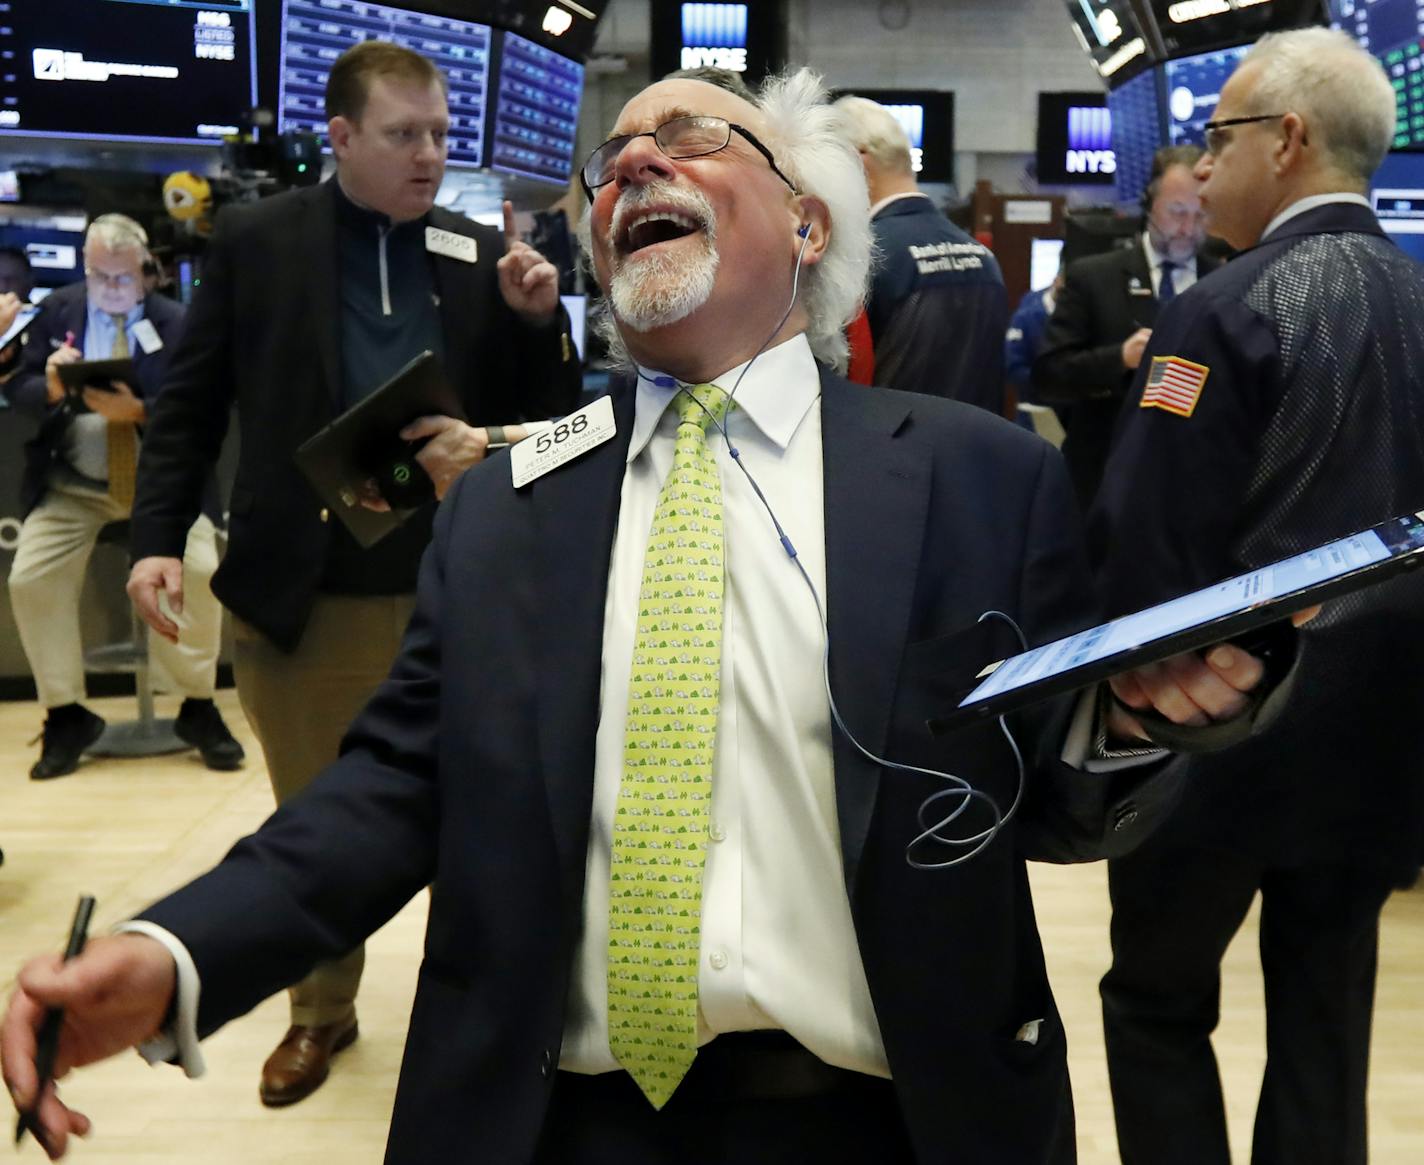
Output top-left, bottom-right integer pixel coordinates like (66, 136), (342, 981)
(1372, 150), (1424, 260)
(1107, 68), (1165, 204)
(0, 0), (257, 146)
(0, 210), (88, 289)
(1064, 0), (1158, 84)
(1162, 43), (1250, 146)
(278, 0), (493, 168)
(489, 31), (583, 184)
(1037, 92), (1115, 185)
(1148, 0), (1324, 58)
(1330, 0), (1424, 149)
(1030, 237), (1066, 290)
(837, 89), (956, 185)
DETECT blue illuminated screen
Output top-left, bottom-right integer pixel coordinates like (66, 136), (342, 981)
(278, 0), (492, 168)
(490, 32), (584, 185)
(1372, 151), (1424, 262)
(1163, 44), (1250, 147)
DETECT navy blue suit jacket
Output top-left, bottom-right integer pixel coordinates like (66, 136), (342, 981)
(868, 196), (1007, 414)
(6, 282), (188, 516)
(141, 370), (1183, 1163)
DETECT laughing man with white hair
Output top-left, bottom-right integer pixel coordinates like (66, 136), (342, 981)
(4, 69), (1288, 1165)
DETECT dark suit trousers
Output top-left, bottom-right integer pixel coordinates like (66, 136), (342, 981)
(534, 1035), (916, 1165)
(1100, 840), (1394, 1165)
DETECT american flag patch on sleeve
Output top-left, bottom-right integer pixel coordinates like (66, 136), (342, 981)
(1140, 355), (1209, 417)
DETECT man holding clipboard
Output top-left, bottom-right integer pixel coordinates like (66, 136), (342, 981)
(125, 40), (581, 1106)
(4, 214), (238, 781)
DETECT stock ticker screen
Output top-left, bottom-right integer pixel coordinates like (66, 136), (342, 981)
(0, 0), (257, 145)
(1163, 43), (1250, 146)
(1331, 0), (1424, 148)
(278, 0), (492, 167)
(489, 32), (584, 185)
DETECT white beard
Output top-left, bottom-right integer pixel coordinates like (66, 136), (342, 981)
(606, 185), (719, 332)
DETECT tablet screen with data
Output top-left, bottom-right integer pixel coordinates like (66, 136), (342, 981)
(932, 511), (1424, 733)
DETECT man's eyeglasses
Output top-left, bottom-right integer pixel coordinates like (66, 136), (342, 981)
(580, 115), (797, 202)
(85, 269), (138, 289)
(1203, 114), (1286, 156)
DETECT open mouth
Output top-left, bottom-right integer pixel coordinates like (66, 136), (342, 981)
(621, 209), (702, 254)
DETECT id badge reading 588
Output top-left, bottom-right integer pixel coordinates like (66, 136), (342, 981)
(510, 395), (617, 488)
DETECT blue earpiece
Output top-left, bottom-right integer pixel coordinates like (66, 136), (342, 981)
(797, 223), (811, 238)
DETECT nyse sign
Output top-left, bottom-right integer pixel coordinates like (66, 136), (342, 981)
(1066, 149), (1117, 174)
(680, 45), (748, 71)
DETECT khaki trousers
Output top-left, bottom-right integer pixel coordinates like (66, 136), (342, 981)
(8, 479), (223, 709)
(232, 593), (416, 1027)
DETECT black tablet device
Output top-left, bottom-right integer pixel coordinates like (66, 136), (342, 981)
(293, 350), (466, 549)
(57, 357), (136, 400)
(930, 510), (1424, 734)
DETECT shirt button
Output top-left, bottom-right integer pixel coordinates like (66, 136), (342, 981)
(319, 508), (330, 523)
(708, 822), (727, 843)
(708, 949), (728, 971)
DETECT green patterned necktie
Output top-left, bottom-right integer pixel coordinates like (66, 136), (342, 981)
(608, 383), (731, 1109)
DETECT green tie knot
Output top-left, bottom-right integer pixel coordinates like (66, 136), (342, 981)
(674, 383), (731, 435)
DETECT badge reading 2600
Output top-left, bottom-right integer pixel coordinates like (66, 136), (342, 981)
(510, 394), (618, 488)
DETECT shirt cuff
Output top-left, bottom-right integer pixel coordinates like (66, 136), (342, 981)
(114, 921), (206, 1079)
(1061, 686), (1168, 772)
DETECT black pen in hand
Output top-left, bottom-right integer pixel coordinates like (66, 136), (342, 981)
(14, 895), (95, 1151)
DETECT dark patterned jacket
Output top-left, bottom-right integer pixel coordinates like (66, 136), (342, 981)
(1090, 200), (1424, 875)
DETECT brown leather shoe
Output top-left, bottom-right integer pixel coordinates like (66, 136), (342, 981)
(258, 1016), (359, 1107)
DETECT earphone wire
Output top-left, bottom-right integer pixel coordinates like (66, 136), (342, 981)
(631, 228), (1028, 869)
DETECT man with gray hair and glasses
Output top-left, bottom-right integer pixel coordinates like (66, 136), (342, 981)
(1090, 27), (1424, 1165)
(5, 213), (240, 780)
(4, 70), (1290, 1164)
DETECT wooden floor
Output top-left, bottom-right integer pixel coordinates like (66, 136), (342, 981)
(1, 690), (1421, 1163)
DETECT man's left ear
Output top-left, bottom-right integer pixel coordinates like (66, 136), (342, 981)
(1276, 112), (1309, 173)
(792, 195), (831, 267)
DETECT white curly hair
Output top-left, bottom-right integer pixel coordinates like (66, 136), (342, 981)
(579, 67), (872, 372)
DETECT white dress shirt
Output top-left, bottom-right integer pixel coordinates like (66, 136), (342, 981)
(129, 332), (1157, 1079)
(1141, 233), (1198, 300)
(560, 333), (890, 1078)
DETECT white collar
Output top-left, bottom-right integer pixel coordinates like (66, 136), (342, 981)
(1140, 232), (1173, 272)
(1260, 192), (1372, 242)
(869, 191), (931, 219)
(628, 333), (820, 464)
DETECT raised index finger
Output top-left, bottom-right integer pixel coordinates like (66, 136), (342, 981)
(502, 200), (518, 248)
